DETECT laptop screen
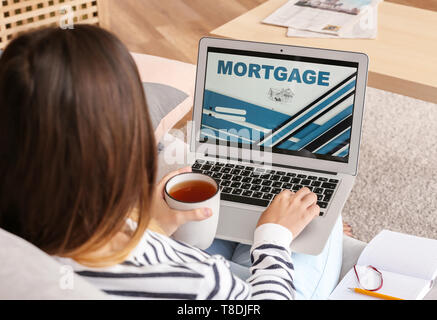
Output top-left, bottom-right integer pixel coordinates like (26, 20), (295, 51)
(200, 47), (359, 163)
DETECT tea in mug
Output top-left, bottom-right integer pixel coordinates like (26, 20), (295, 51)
(169, 180), (217, 203)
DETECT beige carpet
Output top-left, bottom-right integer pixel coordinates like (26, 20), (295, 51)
(342, 87), (437, 242)
(159, 87), (437, 244)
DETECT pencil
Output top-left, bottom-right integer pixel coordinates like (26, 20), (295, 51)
(348, 288), (404, 300)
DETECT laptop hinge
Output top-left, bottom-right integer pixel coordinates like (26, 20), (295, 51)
(204, 153), (338, 176)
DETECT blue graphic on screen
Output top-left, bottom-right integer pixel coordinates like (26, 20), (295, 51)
(200, 50), (358, 162)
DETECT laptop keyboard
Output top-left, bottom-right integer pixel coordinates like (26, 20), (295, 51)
(192, 160), (340, 217)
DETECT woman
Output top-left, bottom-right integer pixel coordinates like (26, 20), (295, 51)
(0, 25), (343, 300)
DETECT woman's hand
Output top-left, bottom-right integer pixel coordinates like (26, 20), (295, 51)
(149, 167), (213, 237)
(257, 188), (320, 238)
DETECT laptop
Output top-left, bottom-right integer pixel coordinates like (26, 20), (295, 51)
(190, 37), (368, 255)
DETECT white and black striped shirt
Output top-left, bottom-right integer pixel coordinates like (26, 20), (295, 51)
(55, 223), (296, 300)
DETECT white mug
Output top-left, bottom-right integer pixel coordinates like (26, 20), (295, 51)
(164, 172), (220, 250)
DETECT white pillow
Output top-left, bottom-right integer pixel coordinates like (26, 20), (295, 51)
(0, 228), (107, 300)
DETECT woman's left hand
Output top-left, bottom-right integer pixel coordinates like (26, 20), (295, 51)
(149, 167), (213, 236)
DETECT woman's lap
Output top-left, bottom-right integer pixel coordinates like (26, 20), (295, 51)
(205, 215), (343, 300)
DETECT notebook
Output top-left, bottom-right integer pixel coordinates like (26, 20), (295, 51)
(330, 230), (437, 300)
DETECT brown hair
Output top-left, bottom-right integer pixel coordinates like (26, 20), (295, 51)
(0, 25), (157, 266)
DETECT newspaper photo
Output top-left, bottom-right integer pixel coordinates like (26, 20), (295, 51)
(295, 0), (370, 15)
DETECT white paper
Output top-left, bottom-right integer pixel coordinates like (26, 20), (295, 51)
(286, 7), (378, 39)
(358, 230), (437, 281)
(330, 268), (432, 300)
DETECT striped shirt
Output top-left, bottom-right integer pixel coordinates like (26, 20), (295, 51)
(55, 223), (296, 300)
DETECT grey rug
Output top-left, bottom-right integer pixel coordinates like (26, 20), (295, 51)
(159, 87), (437, 244)
(342, 87), (437, 243)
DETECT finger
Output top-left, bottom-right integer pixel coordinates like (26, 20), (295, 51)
(278, 189), (294, 200)
(272, 190), (294, 204)
(301, 192), (317, 208)
(177, 166), (192, 174)
(294, 187), (312, 200)
(308, 204), (320, 218)
(176, 207), (213, 224)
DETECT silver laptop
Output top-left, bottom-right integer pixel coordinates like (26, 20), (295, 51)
(190, 37), (368, 255)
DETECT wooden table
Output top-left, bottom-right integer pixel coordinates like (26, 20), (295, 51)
(211, 0), (437, 104)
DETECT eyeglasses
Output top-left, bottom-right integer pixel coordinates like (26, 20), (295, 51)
(353, 264), (383, 291)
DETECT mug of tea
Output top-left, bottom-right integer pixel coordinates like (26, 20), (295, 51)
(164, 172), (220, 250)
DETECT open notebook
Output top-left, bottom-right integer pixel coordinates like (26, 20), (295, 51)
(330, 230), (437, 300)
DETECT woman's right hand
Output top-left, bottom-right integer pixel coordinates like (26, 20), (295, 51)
(256, 188), (320, 238)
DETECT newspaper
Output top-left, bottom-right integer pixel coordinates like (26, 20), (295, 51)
(287, 3), (379, 38)
(263, 0), (381, 37)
